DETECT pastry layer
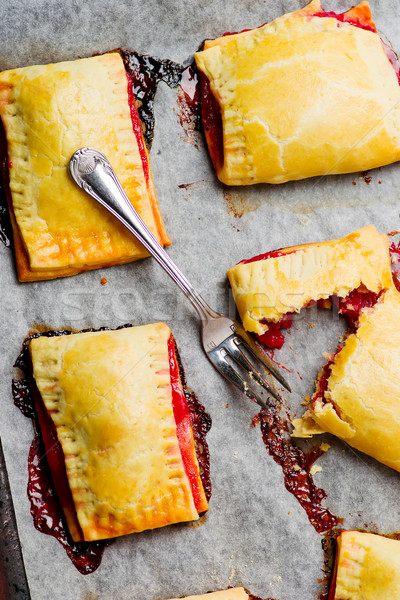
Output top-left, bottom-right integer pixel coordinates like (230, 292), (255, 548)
(194, 1), (400, 185)
(227, 225), (392, 335)
(294, 286), (400, 471)
(0, 52), (170, 281)
(30, 323), (206, 542)
(167, 588), (249, 600)
(330, 531), (400, 599)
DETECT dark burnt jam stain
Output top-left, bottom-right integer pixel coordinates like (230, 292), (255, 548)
(13, 326), (212, 573)
(253, 411), (340, 534)
(176, 65), (203, 149)
(0, 116), (12, 247)
(360, 170), (372, 185)
(121, 50), (184, 149)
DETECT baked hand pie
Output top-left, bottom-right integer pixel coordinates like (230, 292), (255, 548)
(329, 531), (400, 599)
(0, 52), (170, 281)
(29, 322), (208, 542)
(194, 1), (400, 185)
(166, 589), (250, 600)
(228, 225), (400, 471)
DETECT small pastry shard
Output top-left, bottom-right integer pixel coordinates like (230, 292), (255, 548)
(195, 1), (400, 185)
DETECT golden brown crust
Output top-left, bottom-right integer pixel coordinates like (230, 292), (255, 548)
(0, 52), (170, 281)
(30, 323), (203, 542)
(195, 1), (400, 185)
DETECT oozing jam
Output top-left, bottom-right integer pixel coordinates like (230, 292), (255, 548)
(13, 326), (211, 573)
(168, 335), (211, 510)
(197, 7), (400, 171)
(253, 411), (339, 534)
(258, 286), (382, 351)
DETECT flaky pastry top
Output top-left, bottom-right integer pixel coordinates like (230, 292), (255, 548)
(30, 323), (200, 541)
(0, 52), (170, 278)
(195, 1), (400, 185)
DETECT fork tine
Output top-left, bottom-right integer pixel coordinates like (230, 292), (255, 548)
(212, 350), (269, 410)
(236, 331), (292, 392)
(226, 341), (280, 402)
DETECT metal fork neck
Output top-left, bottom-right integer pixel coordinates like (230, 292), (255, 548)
(69, 148), (220, 323)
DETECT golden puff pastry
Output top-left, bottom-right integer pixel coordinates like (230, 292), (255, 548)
(330, 531), (400, 599)
(166, 589), (249, 600)
(227, 225), (392, 336)
(194, 1), (400, 185)
(0, 52), (170, 281)
(29, 323), (208, 542)
(294, 287), (400, 472)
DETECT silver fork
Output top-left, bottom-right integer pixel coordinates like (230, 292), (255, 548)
(69, 147), (291, 409)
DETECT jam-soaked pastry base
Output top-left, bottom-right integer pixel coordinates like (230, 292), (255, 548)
(328, 531), (400, 600)
(194, 1), (400, 185)
(0, 52), (170, 281)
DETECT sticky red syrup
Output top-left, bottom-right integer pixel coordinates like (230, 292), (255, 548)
(253, 411), (339, 533)
(13, 327), (211, 574)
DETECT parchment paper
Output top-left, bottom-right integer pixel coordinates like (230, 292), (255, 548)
(1, 1), (400, 599)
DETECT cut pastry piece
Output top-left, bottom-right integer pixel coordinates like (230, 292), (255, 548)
(295, 287), (400, 471)
(166, 588), (249, 600)
(0, 52), (170, 281)
(194, 1), (400, 185)
(227, 225), (392, 339)
(329, 531), (400, 599)
(228, 225), (400, 471)
(29, 323), (209, 542)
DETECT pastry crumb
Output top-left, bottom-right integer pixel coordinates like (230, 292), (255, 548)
(100, 277), (108, 286)
(320, 443), (330, 452)
(310, 464), (322, 475)
(293, 463), (300, 471)
(301, 395), (311, 406)
(310, 323), (315, 328)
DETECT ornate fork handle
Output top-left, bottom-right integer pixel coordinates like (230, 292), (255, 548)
(69, 148), (220, 323)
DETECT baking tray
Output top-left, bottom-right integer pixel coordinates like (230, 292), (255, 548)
(1, 1), (400, 599)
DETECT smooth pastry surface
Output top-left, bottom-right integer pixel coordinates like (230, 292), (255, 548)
(30, 322), (207, 542)
(195, 1), (400, 185)
(330, 531), (400, 599)
(0, 52), (170, 281)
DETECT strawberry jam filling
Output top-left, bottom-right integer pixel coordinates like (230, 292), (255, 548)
(199, 7), (400, 171)
(168, 335), (208, 513)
